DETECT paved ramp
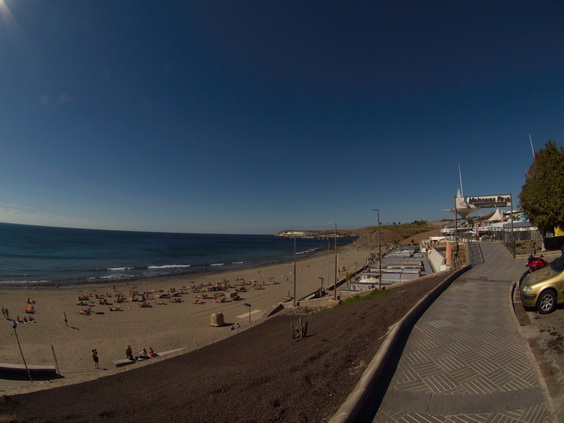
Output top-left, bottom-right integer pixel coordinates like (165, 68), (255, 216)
(365, 242), (554, 422)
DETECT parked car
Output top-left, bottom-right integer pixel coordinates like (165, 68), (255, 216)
(520, 255), (564, 314)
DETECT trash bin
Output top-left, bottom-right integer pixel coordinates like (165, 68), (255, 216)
(210, 312), (225, 327)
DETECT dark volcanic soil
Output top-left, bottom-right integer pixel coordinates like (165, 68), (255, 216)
(0, 273), (452, 423)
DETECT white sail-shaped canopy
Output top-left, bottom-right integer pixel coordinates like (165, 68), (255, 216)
(444, 189), (481, 218)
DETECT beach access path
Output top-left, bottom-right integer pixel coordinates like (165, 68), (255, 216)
(363, 242), (557, 422)
(0, 243), (371, 394)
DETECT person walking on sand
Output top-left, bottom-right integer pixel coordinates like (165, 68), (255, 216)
(92, 349), (99, 369)
(63, 312), (68, 327)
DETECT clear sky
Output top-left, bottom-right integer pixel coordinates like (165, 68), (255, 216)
(1, 1), (563, 234)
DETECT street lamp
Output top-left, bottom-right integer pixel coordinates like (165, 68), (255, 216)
(11, 320), (33, 383)
(327, 237), (331, 293)
(329, 223), (338, 300)
(373, 209), (382, 290)
(293, 236), (297, 306)
(243, 303), (252, 323)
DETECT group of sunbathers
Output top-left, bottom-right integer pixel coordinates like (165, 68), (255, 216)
(2, 307), (37, 324)
(68, 279), (272, 314)
(155, 297), (183, 305)
(314, 287), (327, 298)
(139, 347), (158, 359)
(126, 345), (158, 361)
(14, 315), (36, 324)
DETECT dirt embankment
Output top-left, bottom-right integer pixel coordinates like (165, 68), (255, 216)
(0, 273), (452, 423)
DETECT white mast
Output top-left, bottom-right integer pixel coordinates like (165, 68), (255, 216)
(529, 134), (535, 158)
(458, 163), (464, 197)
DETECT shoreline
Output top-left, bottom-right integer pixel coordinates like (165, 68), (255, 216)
(0, 242), (353, 289)
(0, 242), (373, 394)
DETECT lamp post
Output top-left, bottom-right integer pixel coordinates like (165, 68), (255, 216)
(510, 192), (515, 259)
(327, 237), (331, 292)
(454, 195), (459, 264)
(373, 209), (382, 290)
(293, 236), (297, 306)
(243, 303), (252, 323)
(11, 320), (33, 383)
(333, 223), (338, 300)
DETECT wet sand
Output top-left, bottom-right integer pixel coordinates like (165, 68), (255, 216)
(0, 243), (373, 394)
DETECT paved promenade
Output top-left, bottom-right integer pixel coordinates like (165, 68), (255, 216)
(366, 242), (555, 422)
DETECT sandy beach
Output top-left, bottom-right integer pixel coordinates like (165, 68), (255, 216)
(0, 243), (374, 394)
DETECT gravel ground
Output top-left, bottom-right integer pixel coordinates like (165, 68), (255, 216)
(523, 304), (564, 421)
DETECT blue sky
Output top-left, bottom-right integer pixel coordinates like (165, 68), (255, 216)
(1, 1), (563, 234)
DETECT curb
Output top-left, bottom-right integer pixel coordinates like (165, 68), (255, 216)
(328, 265), (470, 423)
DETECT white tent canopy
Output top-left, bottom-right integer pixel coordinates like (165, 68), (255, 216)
(486, 208), (503, 222)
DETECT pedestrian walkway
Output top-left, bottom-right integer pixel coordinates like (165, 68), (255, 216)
(367, 242), (554, 422)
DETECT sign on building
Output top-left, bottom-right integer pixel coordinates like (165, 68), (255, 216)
(465, 195), (512, 208)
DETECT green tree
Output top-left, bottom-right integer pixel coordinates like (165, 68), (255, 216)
(519, 140), (564, 235)
(411, 220), (428, 226)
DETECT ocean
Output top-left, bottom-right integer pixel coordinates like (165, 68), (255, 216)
(0, 223), (354, 287)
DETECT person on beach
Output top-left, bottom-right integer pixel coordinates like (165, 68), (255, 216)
(126, 345), (133, 361)
(92, 349), (99, 369)
(63, 312), (68, 326)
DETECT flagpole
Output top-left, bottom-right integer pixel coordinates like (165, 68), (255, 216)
(458, 163), (464, 197)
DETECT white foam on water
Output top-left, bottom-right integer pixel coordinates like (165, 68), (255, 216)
(147, 264), (191, 269)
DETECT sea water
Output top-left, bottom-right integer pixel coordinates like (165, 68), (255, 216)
(0, 223), (354, 287)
